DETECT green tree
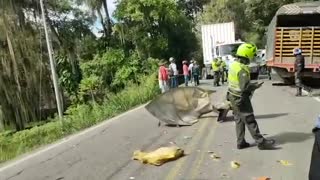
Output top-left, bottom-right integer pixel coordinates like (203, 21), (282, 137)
(0, 0), (54, 130)
(177, 0), (210, 21)
(77, 0), (113, 37)
(201, 0), (247, 39)
(114, 0), (198, 61)
(0, 0), (97, 130)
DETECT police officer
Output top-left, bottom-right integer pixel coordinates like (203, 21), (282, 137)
(220, 58), (227, 84)
(293, 48), (305, 96)
(212, 58), (221, 86)
(227, 43), (275, 150)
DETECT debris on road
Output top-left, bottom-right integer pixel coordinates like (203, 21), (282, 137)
(210, 153), (221, 161)
(230, 161), (241, 169)
(221, 173), (229, 178)
(208, 151), (221, 160)
(169, 141), (176, 145)
(252, 177), (271, 180)
(253, 177), (271, 180)
(277, 160), (293, 166)
(183, 136), (192, 139)
(132, 146), (184, 166)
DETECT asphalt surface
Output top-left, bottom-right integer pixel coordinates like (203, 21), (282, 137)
(0, 80), (319, 180)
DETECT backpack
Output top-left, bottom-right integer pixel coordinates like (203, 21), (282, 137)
(192, 65), (199, 75)
(168, 64), (174, 76)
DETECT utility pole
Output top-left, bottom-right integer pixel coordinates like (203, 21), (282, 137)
(40, 0), (63, 119)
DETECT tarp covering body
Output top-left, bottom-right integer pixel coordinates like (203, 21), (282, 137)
(145, 87), (230, 126)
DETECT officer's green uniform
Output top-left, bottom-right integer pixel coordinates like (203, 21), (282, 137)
(212, 59), (221, 86)
(220, 60), (227, 84)
(227, 60), (264, 145)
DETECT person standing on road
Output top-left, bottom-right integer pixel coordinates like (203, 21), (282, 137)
(227, 43), (275, 150)
(158, 60), (169, 93)
(220, 58), (227, 84)
(182, 60), (189, 87)
(188, 60), (194, 84)
(169, 57), (179, 88)
(192, 61), (200, 86)
(212, 58), (221, 86)
(293, 48), (311, 96)
(224, 56), (230, 82)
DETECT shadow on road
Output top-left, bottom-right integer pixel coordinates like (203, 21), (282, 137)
(268, 131), (313, 145)
(219, 113), (289, 123)
(255, 113), (289, 119)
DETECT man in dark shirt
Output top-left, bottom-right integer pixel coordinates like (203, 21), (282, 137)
(293, 48), (305, 96)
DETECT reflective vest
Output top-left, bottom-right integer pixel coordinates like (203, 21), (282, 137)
(220, 61), (226, 70)
(228, 61), (250, 94)
(212, 60), (220, 72)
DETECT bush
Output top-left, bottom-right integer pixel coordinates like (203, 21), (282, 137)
(0, 73), (159, 163)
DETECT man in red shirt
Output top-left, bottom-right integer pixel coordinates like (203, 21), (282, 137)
(158, 60), (169, 93)
(182, 60), (189, 86)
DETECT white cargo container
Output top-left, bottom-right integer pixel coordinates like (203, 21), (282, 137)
(200, 22), (259, 80)
(201, 22), (236, 66)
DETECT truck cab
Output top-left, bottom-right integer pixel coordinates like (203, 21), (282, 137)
(215, 41), (260, 80)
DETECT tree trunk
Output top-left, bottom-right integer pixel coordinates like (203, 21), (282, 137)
(101, 0), (112, 37)
(97, 10), (108, 36)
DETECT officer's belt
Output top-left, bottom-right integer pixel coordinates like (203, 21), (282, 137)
(227, 88), (242, 97)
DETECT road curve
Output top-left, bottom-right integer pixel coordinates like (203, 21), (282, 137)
(0, 80), (319, 180)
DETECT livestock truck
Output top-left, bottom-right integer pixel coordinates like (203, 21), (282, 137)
(201, 22), (259, 80)
(266, 2), (320, 84)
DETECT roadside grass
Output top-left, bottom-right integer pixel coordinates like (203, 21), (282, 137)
(0, 74), (159, 163)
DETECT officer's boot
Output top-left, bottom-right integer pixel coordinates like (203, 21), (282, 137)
(237, 141), (250, 149)
(257, 139), (276, 150)
(217, 108), (230, 123)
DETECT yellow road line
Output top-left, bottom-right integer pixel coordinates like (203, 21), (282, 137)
(164, 118), (211, 180)
(189, 120), (218, 179)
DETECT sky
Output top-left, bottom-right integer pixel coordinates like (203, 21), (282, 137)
(91, 0), (117, 37)
(107, 0), (117, 14)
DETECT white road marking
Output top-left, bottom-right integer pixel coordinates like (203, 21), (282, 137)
(314, 97), (320, 102)
(302, 89), (320, 102)
(0, 103), (148, 173)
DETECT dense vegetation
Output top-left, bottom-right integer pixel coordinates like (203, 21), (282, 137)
(0, 0), (316, 163)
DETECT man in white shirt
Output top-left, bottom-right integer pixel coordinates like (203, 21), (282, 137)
(188, 60), (194, 84)
(169, 57), (178, 88)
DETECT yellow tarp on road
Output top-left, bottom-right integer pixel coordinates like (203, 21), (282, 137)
(132, 146), (184, 166)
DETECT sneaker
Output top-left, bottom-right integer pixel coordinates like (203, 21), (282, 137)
(257, 139), (275, 150)
(237, 142), (250, 149)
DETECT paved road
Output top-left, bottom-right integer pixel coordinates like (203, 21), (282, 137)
(0, 80), (319, 180)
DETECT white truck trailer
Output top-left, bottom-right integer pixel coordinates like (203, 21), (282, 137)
(201, 22), (259, 79)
